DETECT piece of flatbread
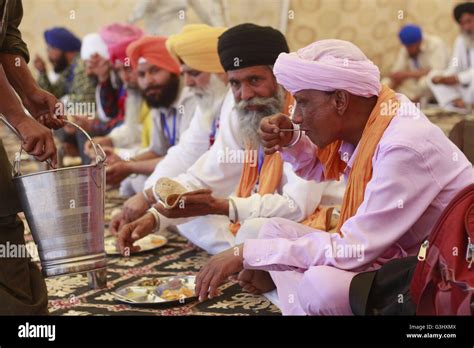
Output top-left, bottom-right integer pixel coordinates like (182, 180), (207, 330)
(154, 177), (188, 208)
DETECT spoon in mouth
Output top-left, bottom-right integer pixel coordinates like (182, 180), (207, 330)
(278, 128), (310, 132)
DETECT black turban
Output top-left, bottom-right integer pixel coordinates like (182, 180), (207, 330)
(454, 2), (474, 23)
(217, 23), (289, 71)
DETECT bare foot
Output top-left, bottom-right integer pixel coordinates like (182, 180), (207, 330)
(237, 269), (275, 295)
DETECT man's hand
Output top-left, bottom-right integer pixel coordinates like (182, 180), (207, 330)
(21, 88), (64, 129)
(154, 189), (228, 219)
(389, 71), (409, 86)
(86, 136), (113, 150)
(117, 213), (156, 254)
(71, 115), (95, 133)
(13, 116), (58, 167)
(33, 55), (46, 74)
(84, 140), (96, 160)
(110, 192), (151, 235)
(123, 192), (151, 222)
(85, 142), (120, 164)
(106, 160), (132, 186)
(432, 75), (459, 86)
(195, 244), (244, 301)
(103, 149), (122, 165)
(110, 210), (126, 235)
(452, 98), (467, 109)
(259, 113), (294, 155)
(88, 54), (111, 83)
(103, 148), (122, 165)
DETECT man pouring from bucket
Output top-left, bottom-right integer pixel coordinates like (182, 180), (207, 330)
(0, 0), (64, 314)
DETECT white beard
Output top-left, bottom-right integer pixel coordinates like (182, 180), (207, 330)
(462, 31), (474, 49)
(234, 85), (286, 149)
(124, 87), (144, 120)
(189, 74), (228, 130)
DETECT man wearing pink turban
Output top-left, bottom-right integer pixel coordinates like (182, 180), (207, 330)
(195, 39), (474, 315)
(84, 23), (146, 162)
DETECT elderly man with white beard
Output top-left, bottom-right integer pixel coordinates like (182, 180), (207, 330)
(116, 23), (345, 257)
(110, 24), (230, 229)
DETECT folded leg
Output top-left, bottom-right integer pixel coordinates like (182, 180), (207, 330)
(258, 216), (318, 240)
(270, 265), (355, 316)
(177, 215), (233, 255)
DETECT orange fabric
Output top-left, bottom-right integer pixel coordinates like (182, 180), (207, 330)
(229, 92), (294, 235)
(301, 205), (336, 231)
(126, 36), (181, 75)
(316, 85), (399, 234)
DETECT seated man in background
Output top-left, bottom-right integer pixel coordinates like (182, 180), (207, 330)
(71, 31), (122, 163)
(34, 27), (96, 159)
(116, 24), (345, 255)
(383, 24), (448, 103)
(34, 27), (94, 103)
(84, 23), (148, 162)
(194, 39), (474, 315)
(429, 2), (474, 111)
(105, 36), (196, 193)
(110, 24), (229, 224)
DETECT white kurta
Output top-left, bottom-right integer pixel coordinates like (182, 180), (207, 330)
(144, 89), (233, 189)
(428, 34), (474, 107)
(107, 88), (144, 150)
(155, 95), (346, 254)
(385, 34), (449, 101)
(119, 87), (197, 196)
(95, 79), (147, 159)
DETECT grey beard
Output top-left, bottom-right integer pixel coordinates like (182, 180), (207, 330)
(235, 86), (285, 149)
(189, 75), (228, 130)
(124, 88), (144, 120)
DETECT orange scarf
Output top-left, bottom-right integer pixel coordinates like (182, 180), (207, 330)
(229, 92), (294, 235)
(308, 85), (399, 234)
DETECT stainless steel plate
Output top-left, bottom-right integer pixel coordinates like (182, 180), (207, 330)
(113, 275), (196, 305)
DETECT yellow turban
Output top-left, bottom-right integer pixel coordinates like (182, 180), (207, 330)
(166, 24), (227, 73)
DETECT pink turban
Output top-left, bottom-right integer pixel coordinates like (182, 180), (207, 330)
(274, 39), (381, 97)
(99, 23), (144, 64)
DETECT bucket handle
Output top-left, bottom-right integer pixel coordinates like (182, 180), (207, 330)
(0, 115), (106, 176)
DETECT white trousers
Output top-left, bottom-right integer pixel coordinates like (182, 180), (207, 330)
(177, 216), (270, 255)
(427, 70), (474, 107)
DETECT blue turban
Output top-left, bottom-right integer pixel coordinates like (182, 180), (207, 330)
(398, 25), (422, 46)
(44, 27), (81, 52)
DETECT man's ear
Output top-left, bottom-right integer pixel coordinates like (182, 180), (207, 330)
(333, 90), (349, 116)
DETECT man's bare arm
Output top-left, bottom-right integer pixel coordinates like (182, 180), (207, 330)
(0, 64), (58, 166)
(0, 54), (64, 129)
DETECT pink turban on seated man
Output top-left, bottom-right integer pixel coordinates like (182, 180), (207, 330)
(273, 39), (381, 97)
(99, 23), (144, 64)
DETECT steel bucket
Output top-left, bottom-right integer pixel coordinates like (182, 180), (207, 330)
(0, 116), (107, 284)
